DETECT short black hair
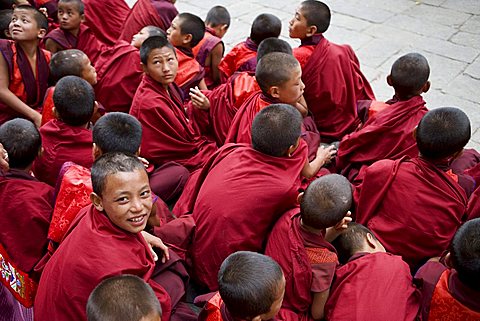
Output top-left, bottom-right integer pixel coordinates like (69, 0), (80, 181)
(143, 25), (166, 38)
(256, 38), (292, 62)
(87, 275), (162, 321)
(251, 104), (302, 157)
(140, 35), (174, 65)
(0, 9), (12, 39)
(256, 52), (299, 93)
(14, 5), (48, 31)
(91, 152), (146, 196)
(93, 113), (142, 155)
(250, 13), (281, 45)
(390, 53), (430, 97)
(416, 107), (470, 160)
(218, 251), (284, 320)
(331, 222), (379, 264)
(53, 75), (95, 126)
(58, 0), (84, 14)
(50, 49), (86, 82)
(205, 6), (230, 27)
(177, 12), (205, 47)
(300, 0), (331, 33)
(0, 118), (41, 169)
(301, 174), (352, 230)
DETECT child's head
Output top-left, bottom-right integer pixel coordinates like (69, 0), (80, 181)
(289, 0), (330, 39)
(50, 49), (97, 85)
(250, 13), (281, 45)
(57, 0), (84, 32)
(10, 5), (47, 41)
(205, 5), (230, 38)
(0, 118), (40, 170)
(416, 107), (470, 161)
(449, 218), (480, 291)
(87, 275), (162, 321)
(92, 112), (142, 157)
(131, 25), (165, 49)
(53, 75), (95, 126)
(167, 13), (205, 48)
(300, 174), (352, 230)
(140, 36), (178, 88)
(256, 52), (303, 106)
(256, 37), (292, 62)
(332, 222), (386, 264)
(251, 103), (302, 157)
(387, 52), (430, 100)
(218, 251), (285, 321)
(90, 152), (152, 234)
(0, 9), (12, 39)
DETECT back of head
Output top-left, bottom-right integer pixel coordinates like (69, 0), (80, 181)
(50, 49), (86, 82)
(14, 5), (48, 31)
(300, 0), (331, 33)
(251, 104), (302, 157)
(93, 113), (142, 155)
(53, 75), (95, 126)
(256, 38), (292, 62)
(140, 35), (173, 65)
(416, 107), (470, 160)
(0, 118), (40, 169)
(256, 52), (299, 94)
(450, 218), (480, 291)
(0, 9), (12, 39)
(205, 5), (230, 28)
(390, 52), (430, 97)
(177, 12), (205, 47)
(250, 13), (281, 45)
(87, 275), (162, 321)
(301, 174), (352, 230)
(59, 0), (84, 14)
(218, 251), (284, 320)
(143, 25), (166, 38)
(332, 222), (378, 264)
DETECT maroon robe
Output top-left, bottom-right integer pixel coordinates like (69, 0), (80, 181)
(336, 95), (428, 182)
(129, 75), (217, 171)
(192, 28), (223, 88)
(119, 0), (177, 42)
(299, 34), (375, 142)
(218, 37), (257, 82)
(174, 47), (205, 99)
(324, 252), (419, 321)
(34, 204), (172, 321)
(354, 157), (468, 270)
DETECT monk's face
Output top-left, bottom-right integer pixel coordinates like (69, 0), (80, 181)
(289, 6), (310, 39)
(275, 65), (304, 106)
(258, 276), (285, 320)
(9, 8), (44, 41)
(58, 1), (84, 31)
(166, 16), (186, 47)
(80, 54), (97, 85)
(144, 47), (178, 88)
(131, 27), (150, 49)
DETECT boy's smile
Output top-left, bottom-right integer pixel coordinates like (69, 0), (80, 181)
(9, 9), (43, 41)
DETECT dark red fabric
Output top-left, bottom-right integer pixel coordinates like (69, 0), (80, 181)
(324, 252), (419, 321)
(193, 29), (223, 88)
(40, 86), (56, 126)
(188, 143), (307, 290)
(148, 161), (190, 203)
(355, 157), (468, 270)
(119, 0), (177, 42)
(94, 41), (143, 113)
(300, 35), (375, 142)
(175, 47), (205, 99)
(336, 95), (428, 182)
(129, 75), (217, 171)
(218, 38), (257, 82)
(467, 187), (480, 219)
(32, 119), (93, 186)
(34, 204), (172, 321)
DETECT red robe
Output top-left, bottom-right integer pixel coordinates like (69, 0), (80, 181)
(192, 28), (223, 88)
(218, 37), (257, 82)
(32, 119), (93, 186)
(336, 95), (428, 182)
(129, 75), (217, 171)
(119, 0), (178, 42)
(174, 47), (205, 99)
(324, 252), (419, 321)
(40, 86), (55, 126)
(34, 204), (172, 321)
(188, 143), (307, 290)
(354, 157), (468, 270)
(94, 41), (143, 113)
(298, 34), (375, 142)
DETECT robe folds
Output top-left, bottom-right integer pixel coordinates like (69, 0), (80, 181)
(192, 28), (223, 88)
(354, 157), (468, 270)
(324, 252), (420, 321)
(129, 75), (217, 171)
(188, 143), (307, 291)
(40, 86), (55, 126)
(299, 34), (375, 142)
(174, 47), (205, 99)
(218, 37), (257, 82)
(34, 204), (172, 321)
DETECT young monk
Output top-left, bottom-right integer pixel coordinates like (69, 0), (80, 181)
(87, 275), (162, 321)
(43, 0), (104, 65)
(32, 75), (94, 186)
(289, 0), (375, 142)
(0, 9), (12, 38)
(34, 153), (173, 321)
(192, 5), (230, 88)
(355, 107), (471, 271)
(336, 52), (430, 182)
(218, 13), (281, 81)
(415, 218), (480, 319)
(166, 12), (206, 98)
(325, 223), (420, 321)
(0, 5), (49, 127)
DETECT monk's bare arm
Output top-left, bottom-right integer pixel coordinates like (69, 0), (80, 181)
(301, 145), (336, 178)
(210, 42), (224, 85)
(44, 38), (62, 53)
(311, 289), (329, 320)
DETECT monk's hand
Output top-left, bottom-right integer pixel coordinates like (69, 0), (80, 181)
(137, 156), (149, 168)
(325, 211), (352, 242)
(31, 112), (42, 128)
(0, 143), (8, 171)
(39, 7), (48, 18)
(190, 86), (210, 110)
(316, 145), (337, 166)
(141, 231), (170, 263)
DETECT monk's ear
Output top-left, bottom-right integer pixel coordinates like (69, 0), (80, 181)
(90, 192), (104, 212)
(286, 138), (300, 157)
(80, 13), (86, 23)
(386, 75), (393, 87)
(183, 33), (193, 46)
(4, 29), (10, 38)
(92, 143), (102, 160)
(297, 192), (304, 204)
(38, 146), (44, 157)
(251, 316), (262, 321)
(268, 86), (280, 99)
(422, 81), (431, 93)
(444, 252), (453, 268)
(306, 25), (317, 37)
(141, 62), (148, 74)
(37, 28), (47, 40)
